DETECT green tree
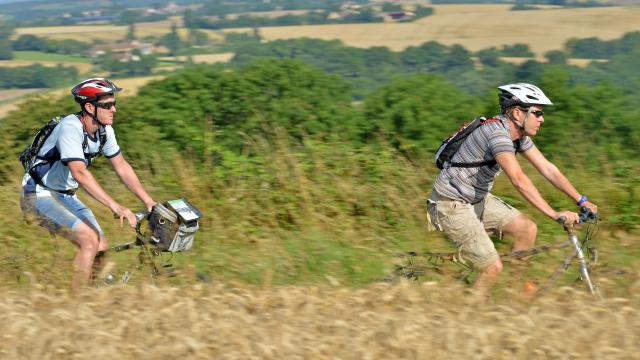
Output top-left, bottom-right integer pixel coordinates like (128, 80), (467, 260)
(501, 43), (534, 57)
(126, 24), (136, 41)
(12, 34), (46, 51)
(382, 2), (403, 12)
(126, 59), (357, 154)
(476, 48), (502, 68)
(362, 74), (482, 154)
(0, 20), (14, 60)
(545, 50), (567, 65)
(158, 22), (182, 56)
(188, 29), (209, 47)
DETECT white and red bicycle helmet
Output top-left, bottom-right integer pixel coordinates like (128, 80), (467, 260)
(498, 83), (553, 110)
(71, 77), (122, 104)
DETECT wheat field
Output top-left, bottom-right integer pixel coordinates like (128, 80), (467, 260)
(14, 17), (223, 43)
(1, 281), (639, 359)
(14, 5), (640, 57)
(224, 4), (640, 56)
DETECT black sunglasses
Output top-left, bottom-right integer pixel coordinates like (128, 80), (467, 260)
(519, 107), (544, 118)
(94, 100), (116, 110)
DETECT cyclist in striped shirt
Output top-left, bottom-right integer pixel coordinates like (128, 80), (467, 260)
(427, 83), (598, 293)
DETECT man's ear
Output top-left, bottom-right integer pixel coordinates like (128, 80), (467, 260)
(82, 102), (93, 114)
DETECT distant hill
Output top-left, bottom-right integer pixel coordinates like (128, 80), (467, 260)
(609, 0), (640, 4)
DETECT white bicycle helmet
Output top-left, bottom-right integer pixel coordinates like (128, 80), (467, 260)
(498, 83), (553, 110)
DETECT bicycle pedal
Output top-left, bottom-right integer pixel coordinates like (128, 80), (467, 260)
(102, 272), (115, 285)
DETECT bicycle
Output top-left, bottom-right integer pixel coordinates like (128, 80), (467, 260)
(97, 199), (202, 286)
(385, 206), (601, 298)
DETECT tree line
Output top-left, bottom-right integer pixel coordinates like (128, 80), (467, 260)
(1, 58), (637, 227)
(229, 32), (640, 100)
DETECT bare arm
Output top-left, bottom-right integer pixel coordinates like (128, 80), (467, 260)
(522, 147), (597, 214)
(67, 160), (137, 227)
(495, 152), (560, 219)
(108, 153), (155, 211)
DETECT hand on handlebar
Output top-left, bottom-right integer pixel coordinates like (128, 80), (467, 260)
(144, 200), (157, 212)
(111, 204), (137, 228)
(555, 210), (580, 226)
(578, 206), (598, 223)
(581, 201), (598, 216)
(556, 206), (598, 226)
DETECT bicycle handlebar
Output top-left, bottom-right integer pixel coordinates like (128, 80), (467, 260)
(556, 206), (598, 226)
(112, 211), (148, 220)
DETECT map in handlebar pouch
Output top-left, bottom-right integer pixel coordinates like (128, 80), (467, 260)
(166, 199), (202, 222)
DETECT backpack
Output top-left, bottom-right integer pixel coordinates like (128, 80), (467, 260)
(19, 114), (107, 185)
(435, 116), (519, 169)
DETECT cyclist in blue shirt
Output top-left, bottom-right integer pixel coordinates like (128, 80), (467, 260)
(21, 78), (156, 291)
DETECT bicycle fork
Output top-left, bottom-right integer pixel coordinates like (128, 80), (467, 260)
(568, 233), (601, 298)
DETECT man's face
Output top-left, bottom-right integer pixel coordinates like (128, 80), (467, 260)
(515, 105), (544, 136)
(93, 95), (117, 125)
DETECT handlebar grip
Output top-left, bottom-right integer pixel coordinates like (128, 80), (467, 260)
(556, 216), (567, 224)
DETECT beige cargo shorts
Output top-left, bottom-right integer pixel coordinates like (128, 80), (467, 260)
(426, 191), (521, 269)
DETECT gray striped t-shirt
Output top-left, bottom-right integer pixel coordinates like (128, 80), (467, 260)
(432, 115), (533, 204)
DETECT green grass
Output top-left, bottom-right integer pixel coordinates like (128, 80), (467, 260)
(13, 51), (90, 63)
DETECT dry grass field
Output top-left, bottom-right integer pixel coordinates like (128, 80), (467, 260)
(0, 59), (92, 73)
(0, 89), (44, 103)
(15, 17), (223, 43)
(159, 52), (235, 64)
(224, 4), (640, 56)
(499, 56), (609, 67)
(0, 76), (163, 120)
(14, 5), (640, 57)
(0, 281), (638, 359)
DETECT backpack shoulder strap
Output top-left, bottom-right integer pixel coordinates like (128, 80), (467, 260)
(97, 126), (107, 154)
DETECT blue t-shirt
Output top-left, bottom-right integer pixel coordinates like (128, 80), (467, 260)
(22, 114), (120, 193)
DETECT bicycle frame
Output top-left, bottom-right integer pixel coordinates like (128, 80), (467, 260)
(389, 208), (602, 298)
(538, 221), (601, 299)
(103, 212), (167, 284)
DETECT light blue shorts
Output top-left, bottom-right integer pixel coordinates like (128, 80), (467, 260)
(21, 190), (104, 236)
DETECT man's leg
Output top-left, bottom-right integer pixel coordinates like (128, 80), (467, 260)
(429, 193), (501, 293)
(502, 214), (537, 252)
(474, 259), (503, 291)
(91, 235), (110, 284)
(24, 192), (108, 291)
(71, 221), (102, 291)
(480, 194), (537, 293)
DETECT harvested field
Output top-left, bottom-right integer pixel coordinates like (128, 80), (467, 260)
(0, 89), (52, 119)
(0, 60), (92, 73)
(225, 4), (640, 56)
(159, 53), (234, 64)
(14, 17), (223, 43)
(0, 282), (638, 359)
(109, 75), (165, 96)
(0, 76), (163, 120)
(500, 57), (609, 67)
(0, 89), (44, 103)
(14, 5), (640, 57)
